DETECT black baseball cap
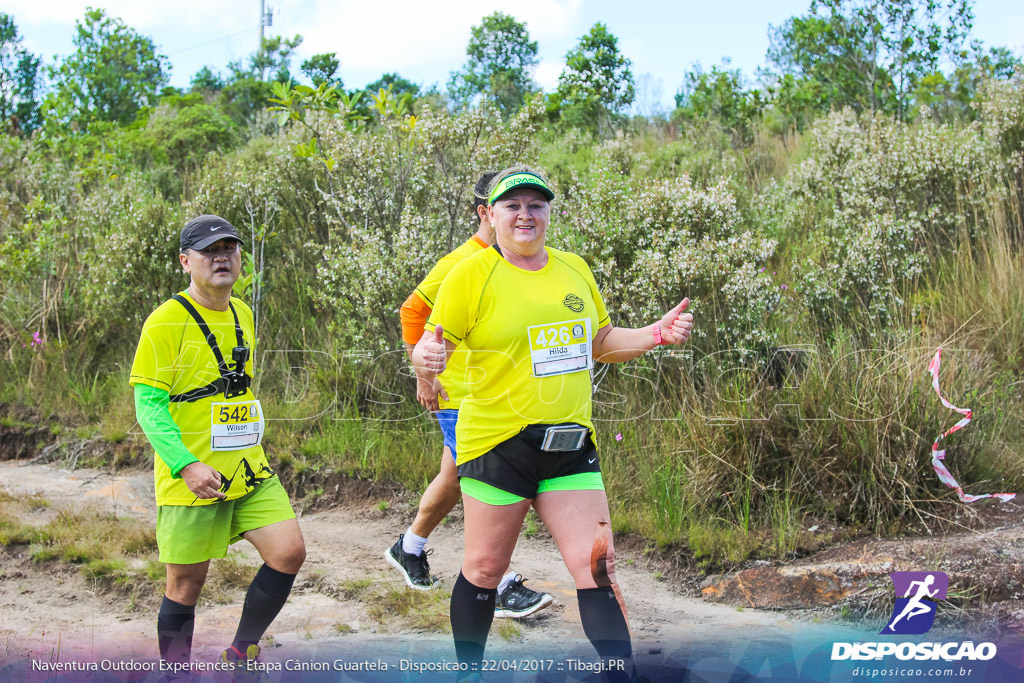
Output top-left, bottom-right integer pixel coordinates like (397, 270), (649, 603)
(180, 215), (243, 252)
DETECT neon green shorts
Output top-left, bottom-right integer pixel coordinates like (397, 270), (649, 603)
(156, 476), (296, 565)
(457, 426), (605, 505)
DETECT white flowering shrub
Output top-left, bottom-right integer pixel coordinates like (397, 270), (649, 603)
(552, 155), (780, 352)
(308, 97), (547, 353)
(69, 175), (185, 339)
(0, 174), (184, 351)
(977, 72), (1024, 158)
(765, 104), (1010, 335)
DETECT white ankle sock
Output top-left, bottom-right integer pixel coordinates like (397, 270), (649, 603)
(402, 529), (428, 556)
(497, 571), (518, 594)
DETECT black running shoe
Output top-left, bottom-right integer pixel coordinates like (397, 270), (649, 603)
(386, 534), (438, 590)
(494, 574), (553, 618)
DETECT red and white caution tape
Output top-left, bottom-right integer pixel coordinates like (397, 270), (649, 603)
(928, 348), (1015, 503)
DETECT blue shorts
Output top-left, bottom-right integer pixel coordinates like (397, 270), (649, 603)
(435, 409), (458, 461)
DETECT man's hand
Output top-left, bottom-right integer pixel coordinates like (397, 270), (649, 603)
(659, 298), (694, 345)
(180, 461), (227, 499)
(416, 377), (449, 412)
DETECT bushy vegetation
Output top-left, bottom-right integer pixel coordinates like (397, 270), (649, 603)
(1, 2), (1022, 569)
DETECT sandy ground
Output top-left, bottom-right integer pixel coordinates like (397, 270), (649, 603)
(0, 459), (875, 679)
(1, 458), (1020, 682)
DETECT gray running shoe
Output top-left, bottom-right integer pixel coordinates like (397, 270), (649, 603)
(494, 574), (553, 618)
(386, 534), (439, 590)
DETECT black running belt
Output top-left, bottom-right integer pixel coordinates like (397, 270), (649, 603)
(169, 294), (248, 403)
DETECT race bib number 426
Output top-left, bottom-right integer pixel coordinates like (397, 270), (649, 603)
(210, 400), (264, 451)
(527, 318), (592, 377)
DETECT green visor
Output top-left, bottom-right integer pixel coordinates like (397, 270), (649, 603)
(488, 172), (555, 204)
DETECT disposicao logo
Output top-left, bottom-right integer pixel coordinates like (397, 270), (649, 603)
(881, 571), (949, 635)
(831, 570), (998, 663)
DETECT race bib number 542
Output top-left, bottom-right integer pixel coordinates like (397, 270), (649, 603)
(210, 400), (264, 451)
(527, 318), (592, 377)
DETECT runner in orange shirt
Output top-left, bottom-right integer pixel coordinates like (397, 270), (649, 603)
(386, 173), (552, 619)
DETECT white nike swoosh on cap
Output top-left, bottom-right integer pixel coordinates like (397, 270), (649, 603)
(210, 226), (218, 231)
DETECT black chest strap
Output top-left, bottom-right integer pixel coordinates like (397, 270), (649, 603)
(169, 294), (250, 403)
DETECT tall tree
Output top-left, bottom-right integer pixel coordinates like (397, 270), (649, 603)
(217, 35), (303, 124)
(251, 34), (303, 83)
(674, 62), (765, 145)
(365, 73), (420, 100)
(190, 66), (225, 93)
(45, 8), (169, 128)
(301, 52), (341, 88)
(0, 13), (42, 133)
(766, 0), (973, 121)
(555, 23), (635, 133)
(448, 12), (538, 116)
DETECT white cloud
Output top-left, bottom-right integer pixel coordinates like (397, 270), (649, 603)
(14, 1), (250, 32)
(13, 0), (586, 86)
(293, 0), (584, 87)
(534, 60), (563, 91)
(1007, 16), (1024, 55)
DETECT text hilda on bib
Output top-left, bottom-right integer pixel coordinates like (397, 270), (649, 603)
(527, 318), (592, 378)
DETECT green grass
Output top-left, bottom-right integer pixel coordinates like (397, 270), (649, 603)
(26, 508), (157, 563)
(493, 619), (522, 642)
(206, 552), (256, 602)
(337, 576), (375, 599)
(0, 494), (162, 605)
(367, 584), (451, 632)
(0, 513), (35, 545)
(522, 509), (541, 539)
(4, 310), (1019, 575)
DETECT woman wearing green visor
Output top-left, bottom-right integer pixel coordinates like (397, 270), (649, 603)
(413, 165), (694, 681)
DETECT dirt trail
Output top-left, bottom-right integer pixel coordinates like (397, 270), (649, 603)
(1, 458), (1020, 682)
(0, 460), (852, 666)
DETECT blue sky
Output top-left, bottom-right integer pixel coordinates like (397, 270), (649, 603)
(11, 1), (1024, 115)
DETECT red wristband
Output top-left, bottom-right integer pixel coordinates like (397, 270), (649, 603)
(651, 323), (664, 346)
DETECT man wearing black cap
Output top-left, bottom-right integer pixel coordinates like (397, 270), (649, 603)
(130, 215), (305, 679)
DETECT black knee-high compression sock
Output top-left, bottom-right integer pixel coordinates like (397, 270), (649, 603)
(231, 563), (297, 653)
(578, 587), (634, 682)
(158, 596), (195, 664)
(450, 572), (496, 670)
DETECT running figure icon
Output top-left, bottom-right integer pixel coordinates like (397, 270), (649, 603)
(881, 571), (949, 635)
(887, 575), (938, 630)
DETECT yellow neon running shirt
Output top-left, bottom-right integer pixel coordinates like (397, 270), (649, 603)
(403, 235), (486, 409)
(426, 246), (610, 464)
(129, 292), (274, 506)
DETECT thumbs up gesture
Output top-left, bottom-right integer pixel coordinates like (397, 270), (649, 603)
(420, 324), (448, 375)
(657, 298), (694, 345)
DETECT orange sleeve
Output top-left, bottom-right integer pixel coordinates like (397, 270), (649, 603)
(400, 291), (433, 345)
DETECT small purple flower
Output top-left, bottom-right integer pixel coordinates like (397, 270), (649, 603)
(780, 284), (788, 290)
(615, 433), (623, 442)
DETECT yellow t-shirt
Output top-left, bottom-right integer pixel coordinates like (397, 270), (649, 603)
(129, 293), (273, 506)
(407, 235), (486, 409)
(427, 246), (611, 464)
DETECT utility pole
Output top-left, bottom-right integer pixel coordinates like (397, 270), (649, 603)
(258, 0), (273, 80)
